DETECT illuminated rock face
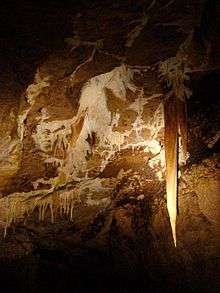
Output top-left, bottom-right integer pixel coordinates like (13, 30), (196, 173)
(0, 0), (219, 291)
(0, 59), (189, 245)
(0, 64), (168, 235)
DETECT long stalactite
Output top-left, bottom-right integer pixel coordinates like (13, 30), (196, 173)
(164, 95), (188, 246)
(160, 57), (190, 246)
(164, 95), (178, 246)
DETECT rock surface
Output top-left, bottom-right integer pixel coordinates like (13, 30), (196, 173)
(0, 0), (219, 292)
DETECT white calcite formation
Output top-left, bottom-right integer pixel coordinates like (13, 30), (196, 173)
(158, 57), (192, 101)
(17, 70), (51, 142)
(0, 63), (180, 246)
(32, 65), (166, 182)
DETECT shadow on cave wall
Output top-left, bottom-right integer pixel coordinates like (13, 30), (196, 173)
(188, 71), (220, 164)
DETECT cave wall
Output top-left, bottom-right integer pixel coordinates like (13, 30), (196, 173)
(0, 0), (219, 292)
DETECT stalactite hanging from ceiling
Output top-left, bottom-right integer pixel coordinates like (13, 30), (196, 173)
(159, 57), (191, 246)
